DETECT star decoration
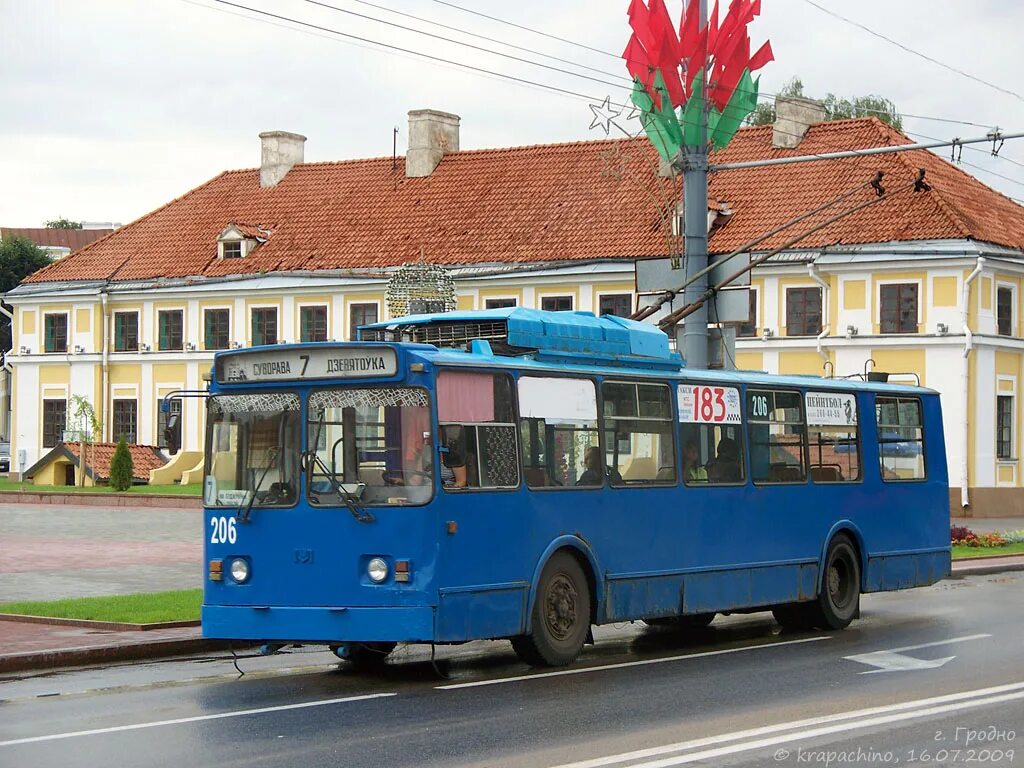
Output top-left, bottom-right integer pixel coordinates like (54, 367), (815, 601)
(588, 96), (622, 136)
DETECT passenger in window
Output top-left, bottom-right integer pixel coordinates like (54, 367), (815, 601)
(440, 426), (468, 488)
(683, 440), (708, 483)
(708, 437), (742, 482)
(576, 446), (604, 486)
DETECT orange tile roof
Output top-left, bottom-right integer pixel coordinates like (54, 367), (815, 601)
(2, 227), (114, 251)
(62, 442), (167, 482)
(24, 118), (1024, 285)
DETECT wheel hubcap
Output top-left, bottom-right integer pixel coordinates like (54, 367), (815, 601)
(828, 555), (852, 609)
(545, 574), (578, 641)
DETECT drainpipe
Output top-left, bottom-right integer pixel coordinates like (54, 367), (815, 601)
(961, 257), (984, 510)
(808, 262), (831, 367)
(0, 303), (13, 441)
(100, 289), (110, 443)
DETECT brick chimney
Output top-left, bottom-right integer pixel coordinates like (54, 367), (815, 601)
(772, 96), (826, 149)
(406, 109), (460, 178)
(259, 131), (306, 188)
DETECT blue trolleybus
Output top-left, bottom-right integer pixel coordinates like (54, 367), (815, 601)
(198, 308), (950, 667)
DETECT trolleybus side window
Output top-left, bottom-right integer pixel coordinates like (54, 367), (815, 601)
(601, 381), (676, 485)
(437, 371), (519, 490)
(205, 392), (301, 508)
(876, 396), (926, 481)
(747, 389), (807, 484)
(306, 387), (433, 506)
(519, 376), (600, 489)
(806, 391), (861, 483)
(677, 383), (745, 485)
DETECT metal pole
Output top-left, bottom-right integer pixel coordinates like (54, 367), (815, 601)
(710, 131), (1024, 171)
(679, 0), (709, 368)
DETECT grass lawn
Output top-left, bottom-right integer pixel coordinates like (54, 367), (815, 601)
(952, 542), (1024, 560)
(0, 589), (202, 624)
(0, 479), (201, 496)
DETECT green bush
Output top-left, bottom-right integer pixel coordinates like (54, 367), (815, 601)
(109, 435), (134, 492)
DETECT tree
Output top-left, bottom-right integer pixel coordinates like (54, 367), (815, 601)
(109, 435), (134, 492)
(0, 236), (51, 351)
(71, 395), (101, 488)
(45, 218), (81, 229)
(747, 76), (903, 131)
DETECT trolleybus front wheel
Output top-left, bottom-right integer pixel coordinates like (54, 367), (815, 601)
(337, 641), (397, 670)
(512, 551), (591, 667)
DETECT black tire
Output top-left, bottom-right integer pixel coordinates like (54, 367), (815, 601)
(343, 641), (397, 670)
(810, 534), (861, 630)
(646, 612), (716, 629)
(512, 552), (591, 667)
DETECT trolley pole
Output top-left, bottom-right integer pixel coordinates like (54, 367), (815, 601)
(678, 0), (710, 369)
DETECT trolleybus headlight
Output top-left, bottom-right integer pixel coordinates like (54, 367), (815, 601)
(367, 557), (388, 583)
(229, 558), (251, 584)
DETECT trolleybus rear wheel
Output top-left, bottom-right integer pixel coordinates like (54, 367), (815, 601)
(773, 534), (860, 631)
(813, 534), (861, 630)
(512, 552), (591, 667)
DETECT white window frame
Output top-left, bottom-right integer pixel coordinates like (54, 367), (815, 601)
(996, 281), (1017, 337)
(483, 295), (518, 310)
(595, 291), (635, 318)
(996, 377), (1017, 467)
(875, 278), (923, 330)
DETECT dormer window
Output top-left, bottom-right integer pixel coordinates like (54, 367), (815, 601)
(217, 223), (270, 259)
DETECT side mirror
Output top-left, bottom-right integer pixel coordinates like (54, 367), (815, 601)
(165, 413), (181, 455)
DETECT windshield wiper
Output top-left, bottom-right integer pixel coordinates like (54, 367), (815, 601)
(306, 412), (374, 524)
(238, 447), (279, 523)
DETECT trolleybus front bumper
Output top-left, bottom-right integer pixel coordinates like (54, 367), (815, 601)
(202, 604), (436, 643)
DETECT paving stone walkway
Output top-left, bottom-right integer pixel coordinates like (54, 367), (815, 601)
(0, 503), (202, 602)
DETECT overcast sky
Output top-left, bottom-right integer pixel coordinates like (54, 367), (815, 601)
(3, 0), (1023, 227)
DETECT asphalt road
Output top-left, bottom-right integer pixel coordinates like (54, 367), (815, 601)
(1, 571), (1021, 768)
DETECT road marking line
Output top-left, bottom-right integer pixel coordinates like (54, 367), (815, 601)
(594, 691), (1024, 768)
(436, 636), (829, 690)
(873, 632), (991, 654)
(549, 681), (1024, 768)
(0, 692), (396, 747)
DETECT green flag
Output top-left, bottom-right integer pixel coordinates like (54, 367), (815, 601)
(711, 69), (759, 149)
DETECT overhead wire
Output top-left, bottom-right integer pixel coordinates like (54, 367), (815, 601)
(185, 0), (1024, 190)
(799, 0), (1024, 103)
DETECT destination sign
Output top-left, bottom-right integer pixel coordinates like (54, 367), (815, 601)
(216, 346), (399, 384)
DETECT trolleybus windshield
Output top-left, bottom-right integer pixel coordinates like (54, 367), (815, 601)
(306, 387), (432, 506)
(204, 392), (301, 509)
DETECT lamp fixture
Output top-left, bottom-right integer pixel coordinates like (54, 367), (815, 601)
(185, 342), (196, 351)
(73, 344), (85, 354)
(761, 328), (774, 339)
(140, 343), (152, 352)
(936, 322), (949, 335)
(231, 341), (243, 349)
(19, 346), (30, 354)
(846, 324), (859, 338)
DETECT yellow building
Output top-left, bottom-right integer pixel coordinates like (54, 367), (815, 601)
(5, 106), (1024, 516)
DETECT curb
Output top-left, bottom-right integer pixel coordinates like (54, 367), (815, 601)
(0, 614), (200, 631)
(0, 491), (201, 509)
(0, 638), (235, 674)
(950, 560), (1024, 576)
